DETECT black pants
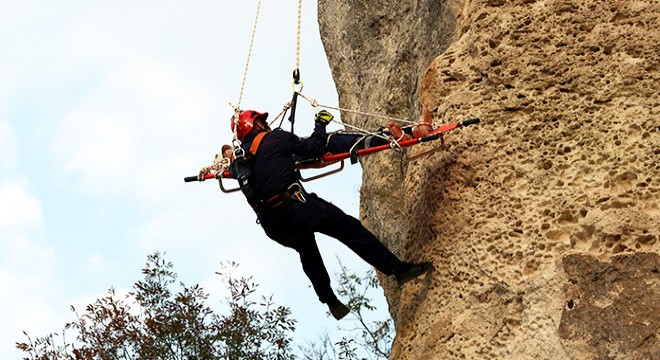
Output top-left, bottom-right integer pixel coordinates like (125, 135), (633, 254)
(258, 194), (404, 304)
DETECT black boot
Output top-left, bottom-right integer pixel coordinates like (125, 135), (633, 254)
(327, 298), (350, 320)
(395, 262), (434, 286)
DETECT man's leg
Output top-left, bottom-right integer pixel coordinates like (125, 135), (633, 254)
(289, 234), (335, 303)
(315, 198), (433, 285)
(289, 234), (350, 319)
(315, 199), (404, 275)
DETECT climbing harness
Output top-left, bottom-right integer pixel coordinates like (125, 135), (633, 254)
(230, 130), (308, 215)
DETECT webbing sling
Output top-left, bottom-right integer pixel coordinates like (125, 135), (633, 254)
(249, 131), (268, 156)
(234, 131), (268, 206)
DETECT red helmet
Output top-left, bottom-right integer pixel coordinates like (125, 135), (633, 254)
(230, 110), (269, 141)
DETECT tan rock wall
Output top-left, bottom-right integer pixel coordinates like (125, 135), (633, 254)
(319, 0), (659, 359)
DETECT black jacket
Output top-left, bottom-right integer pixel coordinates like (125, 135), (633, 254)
(234, 125), (328, 198)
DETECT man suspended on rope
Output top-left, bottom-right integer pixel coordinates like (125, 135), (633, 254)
(229, 109), (433, 320)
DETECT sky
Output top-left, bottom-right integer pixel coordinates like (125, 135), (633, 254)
(0, 0), (389, 357)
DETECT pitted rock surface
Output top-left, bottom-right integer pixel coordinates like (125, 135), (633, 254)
(319, 0), (659, 359)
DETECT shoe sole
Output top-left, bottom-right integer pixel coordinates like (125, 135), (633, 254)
(332, 305), (350, 320)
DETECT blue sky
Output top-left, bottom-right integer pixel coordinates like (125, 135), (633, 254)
(0, 0), (388, 357)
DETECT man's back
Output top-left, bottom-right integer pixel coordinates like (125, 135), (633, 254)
(240, 127), (327, 197)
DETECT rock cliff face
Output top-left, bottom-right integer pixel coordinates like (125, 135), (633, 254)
(318, 0), (659, 359)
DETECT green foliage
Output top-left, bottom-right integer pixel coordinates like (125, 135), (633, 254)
(336, 264), (393, 359)
(299, 261), (394, 360)
(16, 253), (296, 360)
(17, 253), (394, 360)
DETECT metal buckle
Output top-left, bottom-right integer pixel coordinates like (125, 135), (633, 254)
(287, 182), (307, 203)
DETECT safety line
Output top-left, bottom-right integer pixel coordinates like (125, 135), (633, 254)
(296, 92), (418, 126)
(295, 0), (302, 71)
(236, 0), (263, 111)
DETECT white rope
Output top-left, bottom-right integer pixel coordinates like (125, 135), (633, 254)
(296, 92), (417, 126)
(269, 101), (293, 128)
(198, 149), (231, 180)
(291, 93), (400, 144)
(236, 0), (263, 110)
(228, 102), (241, 144)
(295, 0), (302, 71)
(296, 92), (435, 152)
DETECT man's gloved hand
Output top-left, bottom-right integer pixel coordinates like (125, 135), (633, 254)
(314, 110), (334, 126)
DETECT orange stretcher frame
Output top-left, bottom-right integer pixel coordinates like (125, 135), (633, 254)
(184, 117), (480, 191)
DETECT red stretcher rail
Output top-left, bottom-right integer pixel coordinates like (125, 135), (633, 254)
(307, 117), (480, 167)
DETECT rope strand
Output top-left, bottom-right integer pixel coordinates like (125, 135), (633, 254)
(269, 101), (293, 128)
(296, 92), (417, 125)
(236, 0), (263, 110)
(295, 0), (302, 72)
(294, 93), (400, 142)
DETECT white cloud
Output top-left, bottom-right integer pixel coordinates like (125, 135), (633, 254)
(50, 58), (222, 199)
(0, 179), (60, 359)
(52, 110), (139, 189)
(0, 230), (58, 359)
(0, 121), (17, 171)
(0, 266), (59, 354)
(0, 180), (41, 231)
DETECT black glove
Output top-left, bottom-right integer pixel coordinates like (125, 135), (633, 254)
(314, 110), (334, 126)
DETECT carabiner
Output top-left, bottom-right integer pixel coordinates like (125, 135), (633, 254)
(293, 68), (301, 84)
(292, 80), (304, 94)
